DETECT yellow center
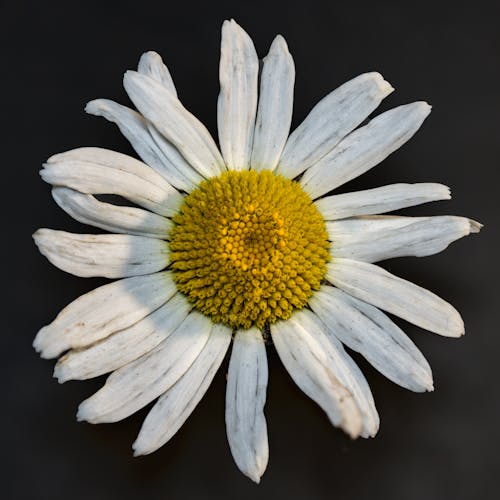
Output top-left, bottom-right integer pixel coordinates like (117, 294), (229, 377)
(169, 170), (330, 330)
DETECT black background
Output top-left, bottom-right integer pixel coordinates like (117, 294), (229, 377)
(3, 0), (499, 499)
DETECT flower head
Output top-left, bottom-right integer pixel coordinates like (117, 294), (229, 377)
(34, 19), (480, 483)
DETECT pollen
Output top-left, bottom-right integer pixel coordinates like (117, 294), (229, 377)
(169, 170), (330, 330)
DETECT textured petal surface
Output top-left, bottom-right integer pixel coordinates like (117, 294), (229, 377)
(217, 19), (259, 171)
(271, 319), (362, 438)
(85, 100), (199, 192)
(277, 72), (393, 178)
(328, 215), (481, 262)
(300, 102), (432, 198)
(54, 293), (191, 382)
(291, 310), (379, 437)
(137, 51), (176, 94)
(41, 147), (183, 216)
(310, 286), (433, 392)
(33, 229), (169, 278)
(315, 183), (450, 220)
(33, 272), (175, 359)
(77, 312), (212, 424)
(226, 328), (269, 483)
(124, 71), (225, 178)
(250, 35), (294, 171)
(328, 258), (464, 337)
(134, 323), (232, 456)
(52, 187), (172, 239)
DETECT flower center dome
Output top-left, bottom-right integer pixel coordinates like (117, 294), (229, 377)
(169, 170), (330, 330)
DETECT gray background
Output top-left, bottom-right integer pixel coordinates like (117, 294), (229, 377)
(2, 0), (498, 498)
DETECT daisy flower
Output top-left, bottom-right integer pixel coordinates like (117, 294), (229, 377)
(33, 19), (480, 483)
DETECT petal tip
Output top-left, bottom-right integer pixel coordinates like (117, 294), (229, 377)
(469, 219), (483, 233)
(371, 72), (394, 96)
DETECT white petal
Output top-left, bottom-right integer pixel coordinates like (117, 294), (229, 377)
(124, 71), (225, 178)
(226, 328), (268, 483)
(54, 293), (191, 382)
(133, 323), (232, 456)
(329, 215), (481, 263)
(271, 319), (362, 438)
(85, 100), (199, 192)
(250, 35), (295, 171)
(309, 286), (433, 392)
(41, 147), (183, 216)
(217, 19), (259, 171)
(300, 102), (432, 198)
(328, 258), (464, 337)
(52, 187), (172, 239)
(291, 309), (379, 437)
(33, 229), (169, 278)
(277, 72), (393, 179)
(137, 51), (177, 95)
(146, 123), (205, 187)
(315, 183), (451, 220)
(33, 272), (175, 359)
(77, 311), (212, 424)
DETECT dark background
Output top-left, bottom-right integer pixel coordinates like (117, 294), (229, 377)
(2, 0), (499, 498)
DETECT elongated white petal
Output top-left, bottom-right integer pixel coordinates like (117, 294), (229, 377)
(277, 72), (393, 179)
(226, 328), (268, 483)
(133, 323), (232, 456)
(147, 123), (205, 187)
(77, 311), (212, 424)
(329, 215), (481, 263)
(291, 310), (379, 437)
(52, 187), (172, 239)
(33, 229), (169, 278)
(85, 100), (199, 192)
(33, 272), (175, 359)
(315, 183), (451, 220)
(328, 258), (464, 337)
(42, 147), (183, 216)
(124, 71), (225, 178)
(250, 35), (294, 171)
(217, 19), (259, 171)
(137, 51), (177, 95)
(271, 320), (362, 438)
(301, 102), (432, 198)
(310, 286), (433, 392)
(54, 293), (191, 382)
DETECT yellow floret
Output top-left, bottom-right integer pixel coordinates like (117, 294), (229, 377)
(169, 170), (330, 330)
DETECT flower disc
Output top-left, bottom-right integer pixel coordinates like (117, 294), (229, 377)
(169, 170), (330, 329)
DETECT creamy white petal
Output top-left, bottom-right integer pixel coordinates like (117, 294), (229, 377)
(329, 215), (481, 263)
(146, 123), (205, 188)
(77, 311), (212, 424)
(328, 258), (464, 337)
(217, 19), (259, 171)
(301, 102), (432, 198)
(291, 310), (379, 437)
(309, 286), (433, 392)
(52, 187), (172, 239)
(271, 320), (362, 438)
(137, 51), (177, 95)
(226, 328), (268, 483)
(33, 272), (175, 359)
(277, 72), (393, 179)
(41, 147), (183, 216)
(250, 35), (294, 171)
(124, 71), (225, 178)
(54, 293), (191, 382)
(85, 100), (198, 192)
(133, 323), (232, 456)
(33, 229), (169, 278)
(315, 183), (451, 220)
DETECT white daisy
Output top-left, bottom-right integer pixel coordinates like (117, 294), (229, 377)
(33, 19), (480, 483)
